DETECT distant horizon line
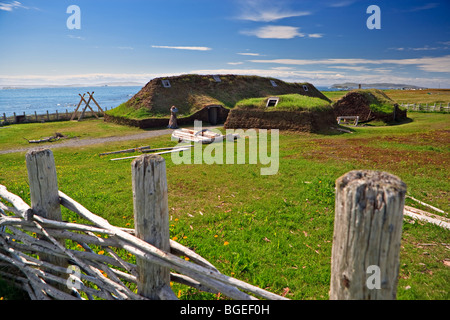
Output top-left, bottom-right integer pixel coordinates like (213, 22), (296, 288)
(1, 82), (147, 89)
(2, 83), (448, 90)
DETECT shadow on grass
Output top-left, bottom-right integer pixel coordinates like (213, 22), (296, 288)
(362, 117), (414, 127)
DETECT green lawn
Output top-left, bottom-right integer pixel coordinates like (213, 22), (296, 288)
(0, 118), (144, 151)
(0, 113), (449, 300)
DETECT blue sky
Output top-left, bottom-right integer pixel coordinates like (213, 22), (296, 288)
(1, 0), (450, 87)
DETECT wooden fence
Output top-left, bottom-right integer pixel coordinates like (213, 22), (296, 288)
(400, 102), (450, 113)
(0, 148), (409, 300)
(1, 108), (108, 125)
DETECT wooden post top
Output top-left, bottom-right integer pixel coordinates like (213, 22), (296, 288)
(336, 170), (406, 193)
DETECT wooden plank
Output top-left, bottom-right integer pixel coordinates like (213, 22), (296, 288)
(84, 92), (100, 118)
(406, 196), (447, 215)
(110, 147), (190, 161)
(70, 93), (85, 121)
(99, 146), (152, 156)
(404, 205), (450, 230)
(140, 146), (194, 153)
(78, 94), (95, 121)
(87, 91), (104, 113)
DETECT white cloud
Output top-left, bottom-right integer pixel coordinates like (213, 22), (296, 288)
(188, 67), (450, 88)
(411, 46), (439, 51)
(389, 46), (441, 51)
(68, 35), (85, 41)
(151, 45), (212, 51)
(0, 1), (27, 11)
(227, 62), (244, 65)
(329, 1), (355, 8)
(249, 55), (450, 73)
(329, 66), (372, 72)
(236, 0), (310, 22)
(271, 67), (295, 70)
(190, 68), (343, 80)
(2, 69), (449, 89)
(0, 73), (182, 86)
(237, 52), (261, 56)
(249, 58), (372, 65)
(409, 3), (439, 12)
(241, 25), (304, 39)
(308, 33), (323, 38)
(239, 9), (310, 22)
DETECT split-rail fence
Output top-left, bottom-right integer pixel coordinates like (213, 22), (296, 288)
(0, 148), (409, 300)
(2, 109), (107, 125)
(400, 102), (450, 113)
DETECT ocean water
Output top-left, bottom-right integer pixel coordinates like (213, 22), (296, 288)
(0, 86), (142, 117)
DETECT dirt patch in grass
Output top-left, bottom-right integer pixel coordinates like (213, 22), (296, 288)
(379, 130), (450, 148)
(288, 129), (450, 169)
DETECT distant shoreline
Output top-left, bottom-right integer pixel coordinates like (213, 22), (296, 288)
(1, 83), (146, 90)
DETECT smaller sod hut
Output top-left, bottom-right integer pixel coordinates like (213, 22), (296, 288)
(333, 89), (407, 123)
(224, 94), (337, 132)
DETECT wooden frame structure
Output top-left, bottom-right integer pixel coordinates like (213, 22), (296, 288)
(337, 116), (359, 126)
(70, 91), (105, 121)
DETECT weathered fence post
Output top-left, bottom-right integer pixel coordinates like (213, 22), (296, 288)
(330, 170), (406, 300)
(131, 154), (177, 300)
(26, 148), (68, 285)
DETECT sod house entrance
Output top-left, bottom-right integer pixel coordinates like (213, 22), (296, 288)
(207, 105), (221, 125)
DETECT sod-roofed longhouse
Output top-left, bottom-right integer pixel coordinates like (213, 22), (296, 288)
(224, 93), (337, 132)
(333, 89), (407, 123)
(105, 74), (332, 128)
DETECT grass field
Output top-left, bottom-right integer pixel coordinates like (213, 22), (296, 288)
(0, 118), (143, 151)
(323, 88), (450, 105)
(0, 111), (448, 300)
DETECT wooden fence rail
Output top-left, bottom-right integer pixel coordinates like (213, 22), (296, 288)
(400, 102), (450, 113)
(1, 108), (108, 125)
(0, 149), (409, 300)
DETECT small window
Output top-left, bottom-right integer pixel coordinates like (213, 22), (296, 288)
(270, 80), (277, 87)
(266, 97), (279, 107)
(162, 80), (171, 88)
(213, 75), (221, 82)
(303, 85), (309, 91)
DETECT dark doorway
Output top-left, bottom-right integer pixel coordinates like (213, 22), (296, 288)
(208, 106), (219, 125)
